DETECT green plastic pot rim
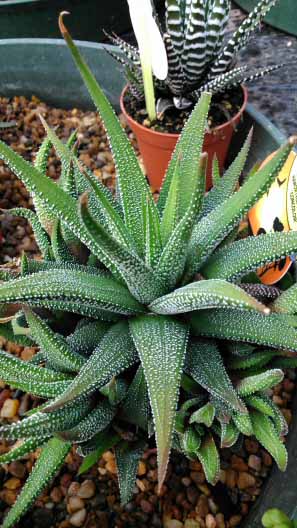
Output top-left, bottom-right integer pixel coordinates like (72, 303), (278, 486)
(120, 84), (249, 140)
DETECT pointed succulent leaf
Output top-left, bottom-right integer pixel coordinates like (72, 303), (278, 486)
(130, 314), (189, 491)
(59, 14), (158, 256)
(51, 219), (77, 263)
(157, 156), (207, 288)
(121, 366), (149, 430)
(200, 129), (253, 218)
(196, 434), (220, 485)
(232, 411), (253, 436)
(185, 138), (296, 278)
(191, 310), (297, 352)
(59, 400), (115, 442)
(0, 396), (91, 440)
(34, 137), (51, 175)
(2, 438), (71, 528)
(79, 199), (167, 304)
(262, 509), (291, 528)
(100, 377), (128, 405)
(149, 279), (269, 315)
(190, 403), (215, 427)
(245, 394), (275, 417)
(115, 441), (146, 505)
(236, 370), (284, 396)
(250, 411), (287, 471)
(25, 307), (86, 373)
(229, 350), (278, 370)
(0, 437), (50, 464)
(210, 0), (278, 76)
(67, 320), (110, 355)
(185, 340), (246, 412)
(203, 231), (297, 281)
(44, 321), (138, 411)
(158, 92), (211, 223)
(182, 426), (202, 456)
(220, 421), (239, 448)
(273, 282), (297, 314)
(158, 92), (211, 227)
(0, 269), (144, 316)
(143, 195), (163, 268)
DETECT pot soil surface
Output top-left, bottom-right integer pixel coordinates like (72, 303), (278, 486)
(123, 88), (244, 135)
(0, 95), (295, 528)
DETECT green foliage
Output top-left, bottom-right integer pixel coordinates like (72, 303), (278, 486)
(262, 509), (292, 528)
(110, 0), (282, 113)
(0, 22), (295, 526)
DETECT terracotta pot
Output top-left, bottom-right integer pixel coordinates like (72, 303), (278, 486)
(120, 85), (248, 191)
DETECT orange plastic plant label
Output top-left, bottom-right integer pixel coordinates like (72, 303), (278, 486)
(248, 151), (296, 285)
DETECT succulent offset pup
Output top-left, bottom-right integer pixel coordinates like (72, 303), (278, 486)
(0, 14), (297, 528)
(109, 0), (283, 113)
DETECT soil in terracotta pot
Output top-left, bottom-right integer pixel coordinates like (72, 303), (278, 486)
(0, 95), (296, 528)
(123, 86), (244, 134)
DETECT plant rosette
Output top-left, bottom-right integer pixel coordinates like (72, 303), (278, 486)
(249, 150), (297, 285)
(121, 84), (248, 191)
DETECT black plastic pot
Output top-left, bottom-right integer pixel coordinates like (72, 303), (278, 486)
(0, 38), (293, 527)
(0, 0), (164, 40)
(234, 0), (297, 37)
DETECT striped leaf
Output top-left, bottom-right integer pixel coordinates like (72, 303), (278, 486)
(0, 269), (144, 316)
(24, 307), (86, 373)
(115, 441), (146, 505)
(250, 411), (287, 471)
(203, 231), (297, 281)
(149, 279), (269, 315)
(59, 13), (158, 256)
(44, 321), (138, 411)
(0, 437), (50, 464)
(121, 366), (150, 430)
(236, 369), (284, 396)
(185, 138), (296, 279)
(67, 320), (110, 355)
(191, 309), (297, 352)
(59, 400), (115, 443)
(196, 434), (220, 485)
(158, 91), (211, 217)
(185, 339), (245, 412)
(200, 128), (253, 218)
(130, 314), (189, 490)
(2, 438), (71, 528)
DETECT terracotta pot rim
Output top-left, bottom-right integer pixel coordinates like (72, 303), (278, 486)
(120, 84), (248, 139)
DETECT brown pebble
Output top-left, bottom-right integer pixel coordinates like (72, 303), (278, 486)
(8, 461), (26, 479)
(237, 472), (256, 490)
(191, 471), (205, 485)
(69, 508), (87, 527)
(77, 479), (95, 499)
(67, 496), (85, 514)
(186, 485), (199, 505)
(215, 513), (225, 528)
(68, 482), (81, 496)
(137, 461), (146, 476)
(196, 495), (209, 517)
(225, 469), (237, 489)
(231, 455), (248, 472)
(182, 477), (192, 487)
(4, 477), (21, 490)
(1, 398), (19, 418)
(184, 520), (201, 528)
(206, 514), (216, 528)
(229, 515), (242, 527)
(164, 520), (183, 528)
(248, 455), (262, 472)
(50, 486), (63, 503)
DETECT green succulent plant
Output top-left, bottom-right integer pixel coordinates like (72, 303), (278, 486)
(0, 14), (297, 528)
(262, 508), (296, 528)
(109, 0), (283, 113)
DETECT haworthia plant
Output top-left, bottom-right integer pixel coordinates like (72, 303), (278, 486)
(109, 0), (282, 112)
(0, 16), (296, 527)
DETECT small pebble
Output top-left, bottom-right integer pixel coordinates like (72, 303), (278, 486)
(205, 513), (217, 528)
(69, 508), (87, 527)
(67, 496), (85, 514)
(77, 479), (95, 499)
(1, 398), (19, 418)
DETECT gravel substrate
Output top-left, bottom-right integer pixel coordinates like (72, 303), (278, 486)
(0, 94), (296, 527)
(0, 7), (297, 524)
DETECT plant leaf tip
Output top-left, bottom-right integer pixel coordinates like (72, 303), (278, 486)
(59, 11), (70, 36)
